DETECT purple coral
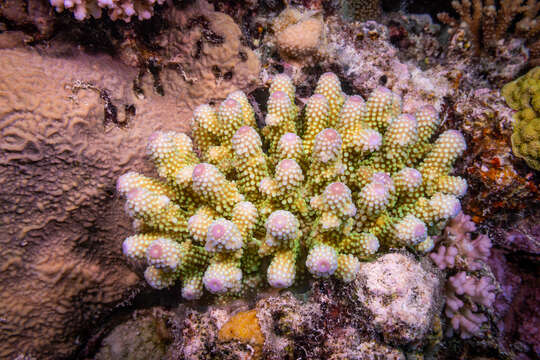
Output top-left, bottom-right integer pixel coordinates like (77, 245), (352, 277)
(430, 212), (497, 339)
(445, 271), (496, 339)
(430, 212), (492, 271)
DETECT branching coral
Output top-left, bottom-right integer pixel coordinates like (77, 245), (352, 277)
(49, 0), (164, 21)
(438, 0), (540, 61)
(430, 212), (496, 339)
(117, 72), (466, 300)
(502, 67), (540, 170)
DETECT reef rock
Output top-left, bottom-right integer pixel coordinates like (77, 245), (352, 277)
(353, 252), (443, 345)
(94, 308), (174, 360)
(170, 287), (407, 360)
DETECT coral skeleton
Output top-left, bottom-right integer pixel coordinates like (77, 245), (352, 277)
(118, 72), (466, 299)
(438, 0), (540, 60)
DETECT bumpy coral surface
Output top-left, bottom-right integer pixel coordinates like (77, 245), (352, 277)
(502, 67), (540, 170)
(118, 72), (467, 299)
(273, 8), (324, 62)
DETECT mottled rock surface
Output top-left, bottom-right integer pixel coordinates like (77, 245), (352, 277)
(95, 308), (174, 360)
(354, 253), (443, 345)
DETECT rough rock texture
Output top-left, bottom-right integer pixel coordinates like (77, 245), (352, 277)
(150, 0), (260, 107)
(323, 17), (454, 113)
(95, 308), (174, 360)
(0, 40), (257, 358)
(171, 282), (414, 359)
(170, 305), (236, 360)
(489, 249), (540, 359)
(256, 292), (322, 359)
(325, 333), (405, 360)
(0, 0), (55, 38)
(450, 88), (540, 223)
(495, 216), (540, 256)
(354, 253), (443, 345)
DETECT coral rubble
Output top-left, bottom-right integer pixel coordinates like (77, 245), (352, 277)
(170, 277), (426, 359)
(118, 71), (466, 299)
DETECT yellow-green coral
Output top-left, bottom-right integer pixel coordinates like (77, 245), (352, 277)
(502, 67), (540, 170)
(118, 72), (466, 299)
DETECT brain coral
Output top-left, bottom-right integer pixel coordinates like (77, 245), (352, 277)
(118, 72), (467, 299)
(0, 14), (258, 355)
(0, 48), (152, 359)
(502, 67), (540, 170)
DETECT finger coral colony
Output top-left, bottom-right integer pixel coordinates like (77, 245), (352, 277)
(117, 72), (467, 300)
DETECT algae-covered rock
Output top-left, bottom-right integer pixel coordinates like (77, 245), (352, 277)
(95, 309), (174, 360)
(353, 253), (443, 345)
(502, 67), (540, 170)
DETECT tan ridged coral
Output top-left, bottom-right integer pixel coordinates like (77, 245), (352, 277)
(0, 4), (260, 352)
(156, 0), (260, 109)
(0, 48), (157, 359)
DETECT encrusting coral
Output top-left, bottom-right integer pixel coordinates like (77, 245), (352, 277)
(272, 7), (325, 63)
(117, 72), (467, 299)
(502, 67), (540, 170)
(430, 212), (496, 339)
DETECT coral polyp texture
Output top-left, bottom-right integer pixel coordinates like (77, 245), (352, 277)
(502, 67), (540, 170)
(49, 0), (164, 21)
(117, 72), (467, 299)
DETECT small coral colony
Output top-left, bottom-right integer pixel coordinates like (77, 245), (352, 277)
(117, 72), (466, 300)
